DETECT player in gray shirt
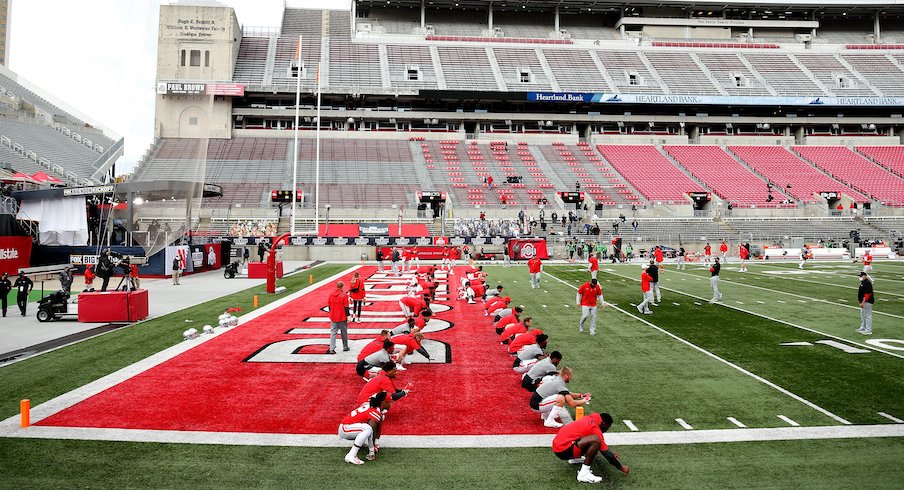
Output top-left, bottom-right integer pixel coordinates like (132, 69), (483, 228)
(355, 339), (395, 380)
(513, 334), (549, 373)
(522, 351), (562, 392)
(529, 367), (591, 428)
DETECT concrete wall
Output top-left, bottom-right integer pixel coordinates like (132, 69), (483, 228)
(590, 134), (690, 145)
(802, 136), (901, 145)
(155, 3), (241, 139)
(701, 135), (795, 146)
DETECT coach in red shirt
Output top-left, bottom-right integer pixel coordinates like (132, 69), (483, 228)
(328, 281), (350, 354)
(528, 256), (543, 289)
(576, 278), (604, 335)
(552, 412), (629, 484)
(588, 254), (599, 280)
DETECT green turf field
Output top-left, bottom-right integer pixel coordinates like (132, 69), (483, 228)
(1, 260), (903, 488)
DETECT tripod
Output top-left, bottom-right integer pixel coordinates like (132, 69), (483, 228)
(114, 271), (137, 291)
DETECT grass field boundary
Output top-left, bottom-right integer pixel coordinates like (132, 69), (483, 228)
(3, 420), (901, 448)
(543, 270), (852, 426)
(0, 265), (359, 428)
(668, 269), (904, 320)
(600, 268), (904, 361)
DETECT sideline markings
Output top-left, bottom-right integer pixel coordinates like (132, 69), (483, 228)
(727, 417), (747, 428)
(623, 420), (639, 432)
(748, 265), (904, 297)
(2, 423), (904, 448)
(778, 415), (800, 427)
(603, 268), (904, 361)
(0, 266), (362, 429)
(878, 412), (904, 423)
(676, 418), (694, 430)
(543, 270), (852, 425)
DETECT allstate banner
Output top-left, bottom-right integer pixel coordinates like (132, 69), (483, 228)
(0, 236), (32, 275)
(508, 238), (549, 260)
(527, 92), (904, 107)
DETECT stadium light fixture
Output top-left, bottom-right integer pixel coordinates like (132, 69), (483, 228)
(133, 197), (144, 205)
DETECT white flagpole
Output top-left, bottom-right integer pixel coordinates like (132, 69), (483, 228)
(291, 34), (302, 235)
(314, 62), (322, 235)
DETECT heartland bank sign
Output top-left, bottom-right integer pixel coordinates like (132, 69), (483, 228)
(527, 92), (904, 107)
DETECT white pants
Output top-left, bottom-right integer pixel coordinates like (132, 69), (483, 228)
(513, 358), (539, 374)
(863, 264), (872, 274)
(799, 260), (806, 269)
(711, 276), (721, 300)
(530, 272), (541, 289)
(638, 291), (653, 313)
(704, 255), (711, 265)
(537, 395), (573, 423)
(399, 301), (412, 317)
(860, 302), (873, 333)
(441, 258), (451, 270)
(739, 259), (747, 271)
(677, 256), (684, 269)
(410, 257), (420, 269)
(650, 282), (661, 303)
(504, 255), (511, 267)
(590, 270), (598, 280)
(339, 422), (374, 448)
(579, 305), (597, 334)
(401, 259), (408, 271)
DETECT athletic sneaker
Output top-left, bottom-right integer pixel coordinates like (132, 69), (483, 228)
(643, 311), (653, 315)
(345, 455), (364, 465)
(590, 331), (596, 336)
(343, 347), (350, 352)
(636, 305), (644, 314)
(579, 326), (584, 333)
(543, 417), (563, 428)
(396, 365), (407, 371)
(577, 467), (602, 484)
(859, 330), (872, 335)
(366, 453), (376, 461)
(326, 350), (336, 355)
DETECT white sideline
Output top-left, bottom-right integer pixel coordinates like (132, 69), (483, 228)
(669, 269), (904, 320)
(0, 423), (902, 448)
(603, 269), (904, 361)
(543, 271), (852, 426)
(0, 266), (359, 428)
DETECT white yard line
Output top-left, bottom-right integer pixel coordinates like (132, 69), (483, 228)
(727, 417), (747, 428)
(676, 418), (694, 430)
(668, 269), (904, 320)
(543, 271), (852, 425)
(778, 415), (800, 427)
(602, 269), (904, 361)
(877, 412), (904, 423)
(751, 264), (904, 293)
(1, 423), (901, 448)
(0, 266), (361, 428)
(623, 420), (639, 432)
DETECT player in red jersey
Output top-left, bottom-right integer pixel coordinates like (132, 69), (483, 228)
(495, 306), (523, 334)
(441, 246), (451, 271)
(348, 272), (366, 323)
(509, 327), (543, 354)
(861, 250), (873, 274)
(500, 316), (533, 344)
(636, 269), (653, 315)
(654, 246), (664, 268)
(486, 295), (510, 317)
(357, 361), (411, 405)
(719, 241), (729, 262)
(576, 278), (604, 336)
(409, 245), (421, 270)
(358, 330), (392, 362)
(391, 331), (430, 370)
(528, 256), (543, 289)
(738, 243), (750, 273)
(339, 391), (392, 465)
(588, 254), (599, 280)
(703, 243), (712, 267)
(399, 294), (428, 318)
(552, 412), (629, 484)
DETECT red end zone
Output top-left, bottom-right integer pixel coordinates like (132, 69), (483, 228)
(37, 266), (552, 436)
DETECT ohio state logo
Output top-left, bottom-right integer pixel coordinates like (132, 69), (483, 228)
(521, 243), (537, 258)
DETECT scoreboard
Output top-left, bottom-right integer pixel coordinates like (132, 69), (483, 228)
(271, 190), (304, 203)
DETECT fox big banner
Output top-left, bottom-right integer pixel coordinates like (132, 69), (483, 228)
(0, 236), (32, 275)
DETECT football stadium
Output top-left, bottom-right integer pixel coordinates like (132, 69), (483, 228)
(2, 0), (904, 487)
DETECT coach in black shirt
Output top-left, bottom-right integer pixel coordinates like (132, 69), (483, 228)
(857, 272), (874, 335)
(709, 258), (722, 303)
(13, 271), (33, 316)
(0, 272), (11, 317)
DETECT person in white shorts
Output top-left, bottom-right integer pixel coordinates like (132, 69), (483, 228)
(338, 391), (392, 464)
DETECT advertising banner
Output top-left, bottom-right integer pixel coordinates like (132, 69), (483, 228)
(508, 238), (549, 260)
(0, 236), (32, 275)
(165, 245), (192, 276)
(359, 223), (390, 236)
(527, 92), (904, 107)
